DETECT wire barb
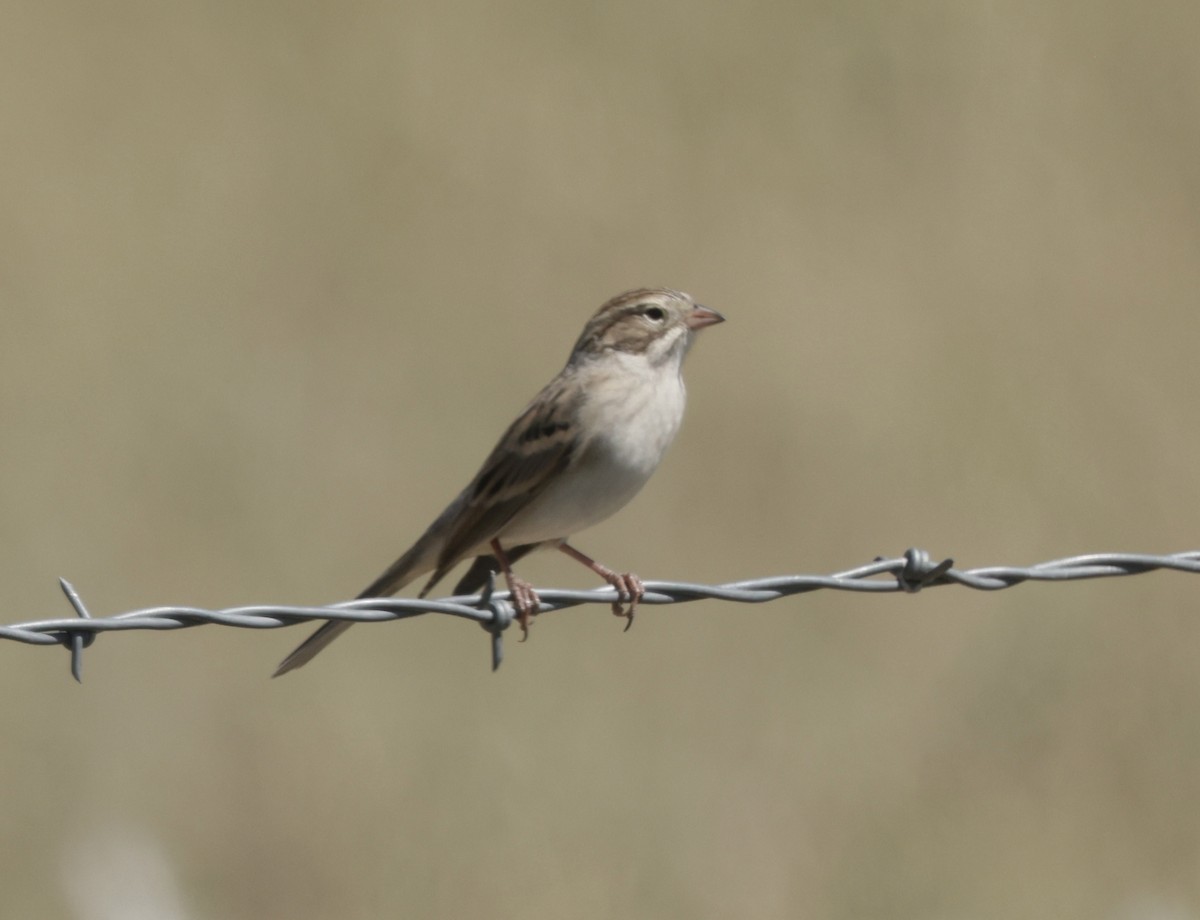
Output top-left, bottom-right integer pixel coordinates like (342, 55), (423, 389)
(2, 548), (1197, 680)
(477, 569), (514, 671)
(57, 578), (95, 683)
(894, 548), (954, 592)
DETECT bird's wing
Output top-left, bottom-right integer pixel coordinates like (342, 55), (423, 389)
(422, 375), (579, 591)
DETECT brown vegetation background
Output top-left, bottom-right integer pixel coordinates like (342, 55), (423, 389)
(3, 2), (1200, 917)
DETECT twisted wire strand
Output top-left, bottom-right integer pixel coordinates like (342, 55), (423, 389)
(4, 549), (1198, 681)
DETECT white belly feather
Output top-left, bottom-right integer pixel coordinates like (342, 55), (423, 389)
(500, 356), (687, 545)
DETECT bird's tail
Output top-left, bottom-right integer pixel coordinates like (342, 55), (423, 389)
(272, 530), (443, 677)
(272, 619), (355, 677)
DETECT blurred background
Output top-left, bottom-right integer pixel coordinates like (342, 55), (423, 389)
(3, 1), (1199, 917)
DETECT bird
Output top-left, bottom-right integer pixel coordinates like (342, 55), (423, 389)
(273, 288), (724, 676)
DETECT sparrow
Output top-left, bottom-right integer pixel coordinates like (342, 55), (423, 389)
(273, 288), (724, 676)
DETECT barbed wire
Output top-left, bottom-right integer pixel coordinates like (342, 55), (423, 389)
(4, 548), (1198, 681)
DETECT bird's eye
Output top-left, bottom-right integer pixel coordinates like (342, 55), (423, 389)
(642, 305), (665, 322)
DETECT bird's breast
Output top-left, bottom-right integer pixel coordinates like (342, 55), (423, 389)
(500, 363), (687, 544)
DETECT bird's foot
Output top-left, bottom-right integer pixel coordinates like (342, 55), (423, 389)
(490, 538), (541, 641)
(508, 574), (541, 641)
(555, 543), (644, 632)
(604, 571), (644, 631)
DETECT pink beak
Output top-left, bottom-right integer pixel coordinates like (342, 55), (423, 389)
(686, 304), (726, 330)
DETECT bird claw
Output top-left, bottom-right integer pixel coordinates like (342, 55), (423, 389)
(509, 575), (541, 642)
(606, 572), (644, 631)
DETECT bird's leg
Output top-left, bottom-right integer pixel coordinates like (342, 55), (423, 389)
(557, 542), (644, 631)
(490, 539), (540, 640)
